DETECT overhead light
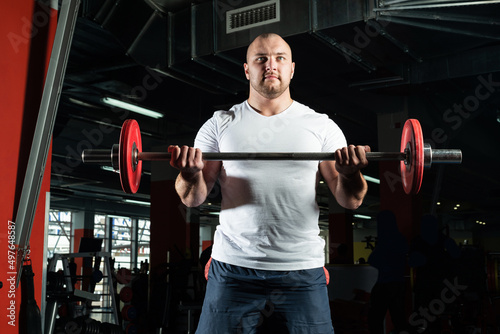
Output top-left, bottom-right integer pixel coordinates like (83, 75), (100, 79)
(101, 165), (151, 176)
(364, 175), (380, 184)
(123, 199), (151, 206)
(354, 214), (371, 220)
(68, 97), (101, 109)
(101, 166), (119, 173)
(101, 97), (164, 119)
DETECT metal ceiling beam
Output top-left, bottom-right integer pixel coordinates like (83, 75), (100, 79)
(366, 20), (422, 63)
(310, 31), (377, 73)
(376, 0), (500, 10)
(377, 9), (500, 26)
(377, 16), (500, 40)
(144, 0), (194, 13)
(375, 0), (500, 39)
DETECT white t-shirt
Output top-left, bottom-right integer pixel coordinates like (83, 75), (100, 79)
(194, 100), (347, 270)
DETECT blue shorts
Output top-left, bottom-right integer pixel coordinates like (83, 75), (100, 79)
(196, 259), (334, 334)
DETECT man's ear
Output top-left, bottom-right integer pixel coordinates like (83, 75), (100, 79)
(244, 63), (250, 80)
(291, 62), (295, 79)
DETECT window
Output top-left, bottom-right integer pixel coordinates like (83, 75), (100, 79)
(48, 211), (150, 271)
(47, 210), (151, 323)
(92, 215), (150, 270)
(94, 214), (107, 243)
(48, 210), (72, 258)
(111, 217), (134, 269)
(137, 219), (150, 269)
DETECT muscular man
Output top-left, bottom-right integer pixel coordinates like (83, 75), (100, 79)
(169, 33), (370, 334)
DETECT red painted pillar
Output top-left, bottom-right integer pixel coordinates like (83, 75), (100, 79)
(148, 157), (201, 326)
(149, 157), (199, 270)
(377, 112), (422, 333)
(328, 196), (354, 264)
(0, 1), (58, 332)
(379, 160), (422, 241)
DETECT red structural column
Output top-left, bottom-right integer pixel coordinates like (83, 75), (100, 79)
(328, 197), (354, 264)
(0, 1), (57, 332)
(379, 160), (422, 241)
(150, 179), (189, 267)
(377, 113), (422, 334)
(149, 158), (199, 270)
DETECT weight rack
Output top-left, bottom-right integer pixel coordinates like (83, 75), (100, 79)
(45, 252), (119, 333)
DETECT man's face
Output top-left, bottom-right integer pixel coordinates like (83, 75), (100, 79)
(244, 35), (295, 99)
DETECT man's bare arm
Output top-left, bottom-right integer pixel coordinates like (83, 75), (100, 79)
(169, 145), (222, 207)
(319, 145), (369, 210)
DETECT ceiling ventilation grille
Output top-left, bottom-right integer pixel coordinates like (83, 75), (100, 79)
(226, 0), (280, 34)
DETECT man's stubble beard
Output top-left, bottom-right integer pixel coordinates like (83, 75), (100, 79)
(251, 78), (289, 99)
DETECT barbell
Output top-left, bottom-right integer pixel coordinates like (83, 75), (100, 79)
(81, 119), (462, 195)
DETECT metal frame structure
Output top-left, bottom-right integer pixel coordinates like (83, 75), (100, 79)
(15, 0), (80, 286)
(44, 252), (119, 334)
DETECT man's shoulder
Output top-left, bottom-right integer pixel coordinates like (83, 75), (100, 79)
(203, 101), (247, 130)
(291, 100), (331, 120)
(212, 101), (247, 118)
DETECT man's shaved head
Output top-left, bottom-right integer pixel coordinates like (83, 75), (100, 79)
(246, 33), (292, 63)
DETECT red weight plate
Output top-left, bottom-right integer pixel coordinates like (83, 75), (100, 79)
(120, 286), (134, 303)
(116, 267), (132, 284)
(121, 304), (137, 321)
(400, 119), (424, 194)
(119, 120), (142, 194)
(126, 323), (138, 334)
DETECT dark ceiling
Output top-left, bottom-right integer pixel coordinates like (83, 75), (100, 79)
(51, 0), (500, 232)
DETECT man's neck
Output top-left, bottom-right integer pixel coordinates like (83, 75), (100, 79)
(247, 90), (293, 116)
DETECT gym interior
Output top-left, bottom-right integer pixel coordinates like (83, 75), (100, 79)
(1, 0), (500, 333)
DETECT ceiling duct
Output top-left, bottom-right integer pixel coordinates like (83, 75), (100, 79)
(164, 0), (370, 94)
(213, 0), (312, 52)
(78, 0), (500, 97)
(125, 0), (500, 93)
(225, 0), (280, 34)
(85, 0), (371, 95)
